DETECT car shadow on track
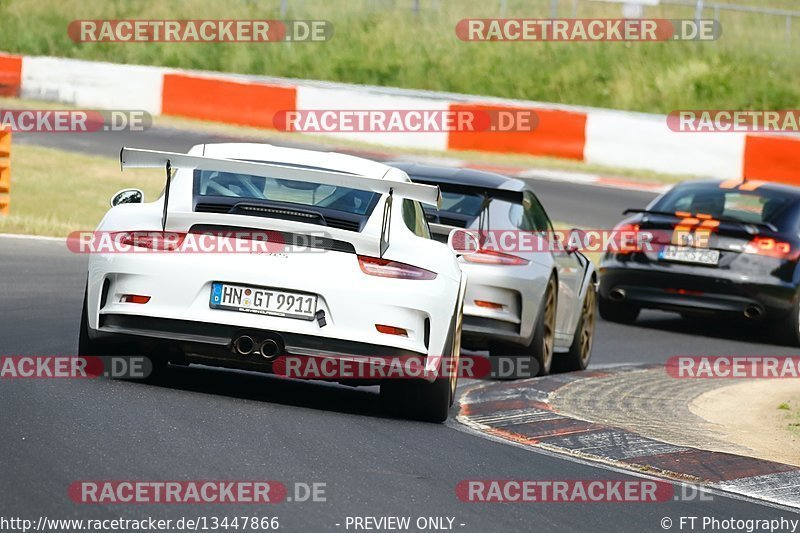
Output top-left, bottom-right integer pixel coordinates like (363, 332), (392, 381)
(602, 310), (785, 346)
(127, 363), (450, 422)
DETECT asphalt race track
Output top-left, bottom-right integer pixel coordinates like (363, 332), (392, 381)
(1, 128), (798, 531)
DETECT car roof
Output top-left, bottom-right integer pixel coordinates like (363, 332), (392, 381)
(675, 179), (800, 198)
(194, 143), (408, 182)
(387, 161), (525, 192)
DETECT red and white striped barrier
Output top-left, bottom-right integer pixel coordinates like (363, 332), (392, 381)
(2, 52), (799, 185)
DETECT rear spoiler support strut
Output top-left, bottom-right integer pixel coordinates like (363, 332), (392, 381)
(162, 160), (172, 231)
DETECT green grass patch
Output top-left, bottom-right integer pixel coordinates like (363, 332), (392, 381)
(0, 144), (163, 236)
(0, 0), (797, 113)
(777, 399), (800, 435)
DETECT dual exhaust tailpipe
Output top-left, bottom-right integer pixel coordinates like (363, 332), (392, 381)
(232, 335), (282, 360)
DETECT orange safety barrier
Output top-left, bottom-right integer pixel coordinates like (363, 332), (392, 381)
(161, 73), (297, 129)
(743, 134), (800, 186)
(0, 128), (11, 215)
(0, 53), (22, 97)
(447, 104), (587, 160)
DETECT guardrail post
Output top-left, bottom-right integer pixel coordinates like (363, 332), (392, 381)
(0, 127), (11, 215)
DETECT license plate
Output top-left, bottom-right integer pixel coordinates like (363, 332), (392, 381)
(210, 282), (317, 320)
(660, 246), (720, 266)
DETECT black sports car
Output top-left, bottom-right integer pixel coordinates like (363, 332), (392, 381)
(599, 179), (800, 346)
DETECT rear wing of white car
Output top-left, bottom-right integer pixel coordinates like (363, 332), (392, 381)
(119, 147), (442, 257)
(120, 148), (442, 206)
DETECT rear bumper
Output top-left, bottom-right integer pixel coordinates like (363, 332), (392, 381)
(599, 259), (797, 319)
(458, 262), (550, 349)
(90, 314), (431, 382)
(86, 249), (459, 359)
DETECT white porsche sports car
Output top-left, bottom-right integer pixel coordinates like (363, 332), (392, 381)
(78, 143), (466, 422)
(391, 162), (597, 376)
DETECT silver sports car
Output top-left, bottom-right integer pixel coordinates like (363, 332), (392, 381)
(391, 162), (597, 376)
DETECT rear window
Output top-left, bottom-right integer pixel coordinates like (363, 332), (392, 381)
(653, 185), (795, 225)
(439, 190), (485, 218)
(194, 169), (378, 216)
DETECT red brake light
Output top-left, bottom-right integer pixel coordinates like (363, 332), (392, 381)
(745, 237), (795, 259)
(357, 256), (437, 280)
(462, 250), (528, 266)
(475, 300), (504, 310)
(121, 294), (151, 304)
(613, 222), (641, 254)
(117, 231), (186, 251)
(375, 324), (408, 337)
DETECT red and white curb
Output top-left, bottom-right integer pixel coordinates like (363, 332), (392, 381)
(455, 366), (800, 510)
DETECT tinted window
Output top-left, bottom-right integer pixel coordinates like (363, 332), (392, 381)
(194, 169), (378, 216)
(509, 192), (552, 232)
(439, 191), (484, 217)
(654, 185), (795, 226)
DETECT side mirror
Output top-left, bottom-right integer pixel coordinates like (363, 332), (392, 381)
(447, 228), (480, 257)
(110, 188), (144, 207)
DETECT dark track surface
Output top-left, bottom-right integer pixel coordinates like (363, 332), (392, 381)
(1, 129), (797, 531)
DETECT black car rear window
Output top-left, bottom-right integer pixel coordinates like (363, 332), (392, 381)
(653, 184), (796, 226)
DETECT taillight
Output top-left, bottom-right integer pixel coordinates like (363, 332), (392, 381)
(120, 294), (151, 304)
(475, 300), (504, 310)
(613, 223), (641, 254)
(745, 237), (795, 260)
(462, 250), (529, 266)
(357, 256), (437, 280)
(375, 324), (408, 337)
(117, 231), (186, 251)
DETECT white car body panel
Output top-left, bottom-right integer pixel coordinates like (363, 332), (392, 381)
(85, 143), (464, 379)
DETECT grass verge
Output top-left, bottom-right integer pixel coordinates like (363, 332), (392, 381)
(0, 144), (162, 236)
(0, 0), (797, 113)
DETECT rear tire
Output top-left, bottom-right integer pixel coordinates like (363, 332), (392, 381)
(381, 377), (452, 423)
(598, 296), (640, 324)
(556, 280), (596, 372)
(79, 284), (168, 382)
(529, 276), (557, 377)
(380, 288), (463, 423)
(78, 287), (102, 356)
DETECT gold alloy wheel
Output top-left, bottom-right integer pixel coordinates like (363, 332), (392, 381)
(449, 292), (465, 400)
(542, 279), (556, 371)
(579, 287), (596, 366)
